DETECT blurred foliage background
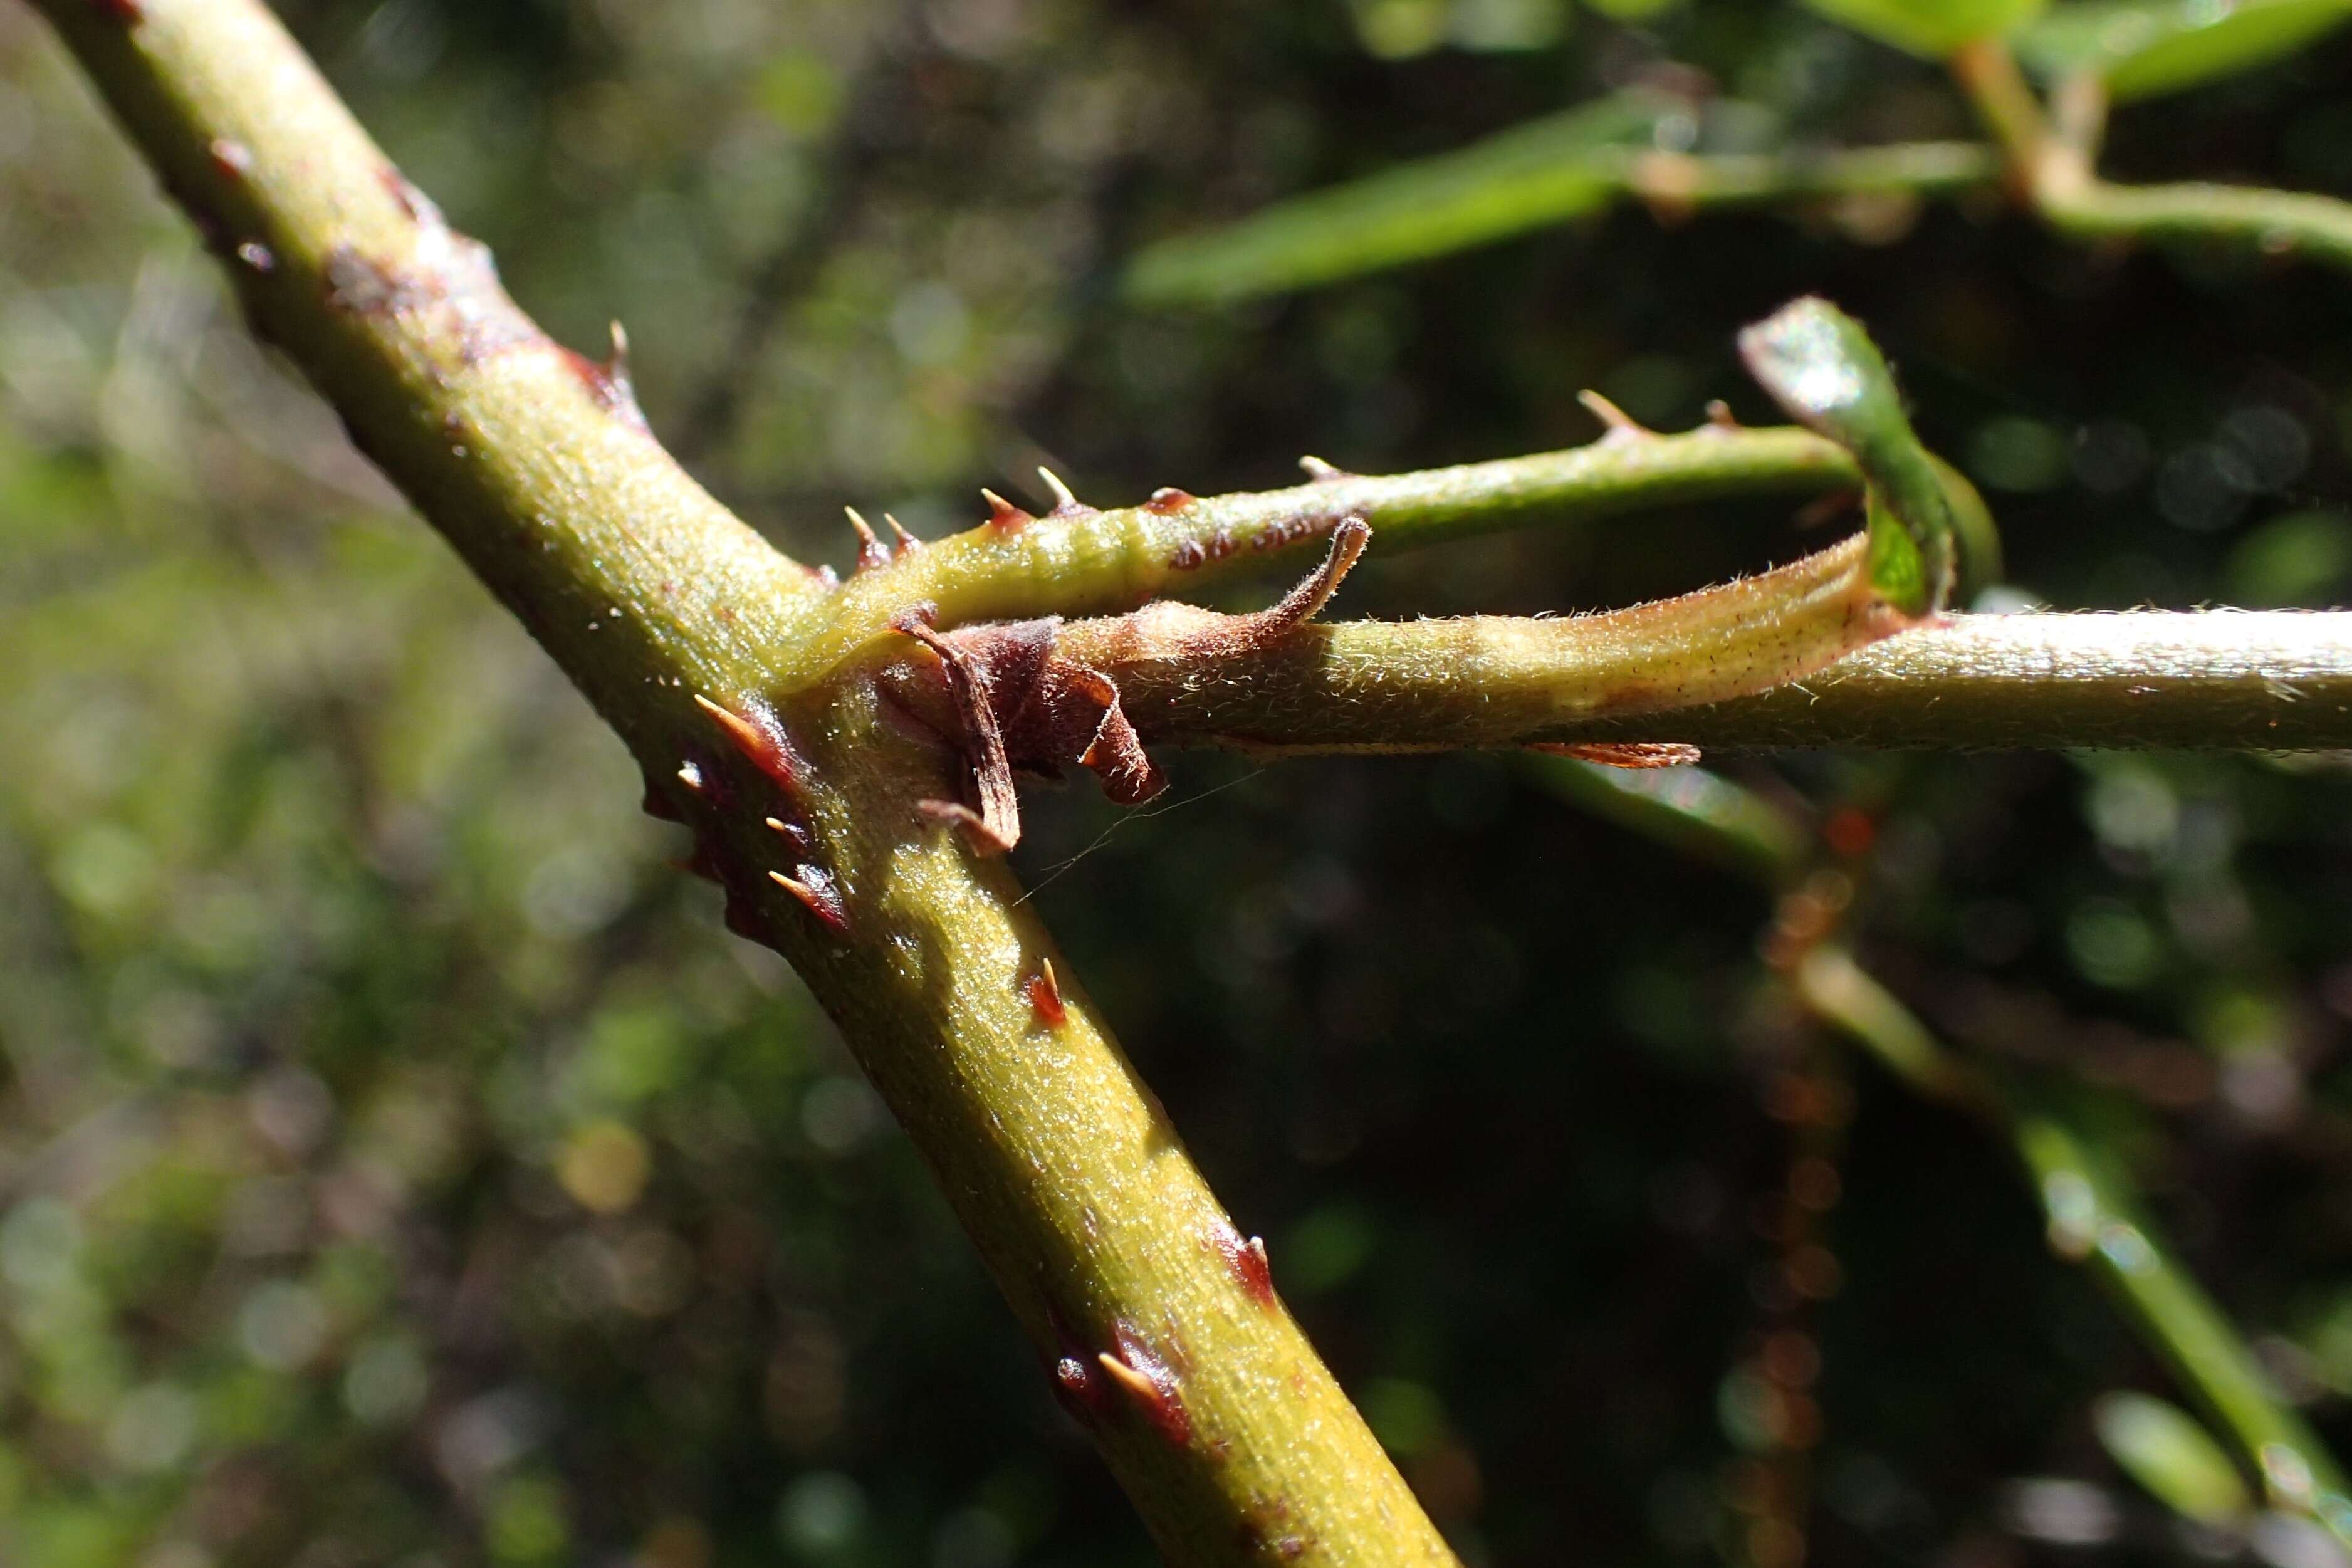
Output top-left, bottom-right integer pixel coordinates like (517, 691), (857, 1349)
(6, 1), (2352, 1565)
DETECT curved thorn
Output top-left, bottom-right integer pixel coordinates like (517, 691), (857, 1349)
(1252, 514), (1370, 633)
(1038, 466), (1085, 513)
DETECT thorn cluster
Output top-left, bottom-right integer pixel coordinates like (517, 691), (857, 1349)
(685, 694), (849, 935)
(889, 516), (1372, 855)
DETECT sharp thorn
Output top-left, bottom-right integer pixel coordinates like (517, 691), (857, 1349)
(981, 488), (1032, 531)
(1578, 389), (1654, 443)
(845, 506), (891, 572)
(693, 693), (766, 756)
(884, 513), (919, 553)
(1298, 454), (1344, 482)
(1028, 957), (1067, 1028)
(1037, 466), (1087, 514)
(1095, 1351), (1158, 1405)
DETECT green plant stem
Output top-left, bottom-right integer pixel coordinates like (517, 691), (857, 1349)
(1952, 39), (2352, 273)
(796, 424), (1862, 671)
(1045, 530), (1906, 745)
(1123, 120), (1996, 305)
(1092, 608), (2352, 753)
(28, 3), (1455, 1562)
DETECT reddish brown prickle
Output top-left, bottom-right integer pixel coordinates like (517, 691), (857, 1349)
(693, 693), (807, 795)
(376, 165), (439, 226)
(845, 508), (892, 573)
(207, 139), (253, 179)
(90, 0), (142, 22)
(557, 324), (649, 431)
(770, 867), (849, 934)
(1025, 959), (1067, 1029)
(981, 488), (1032, 533)
(1098, 1321), (1191, 1445)
(1211, 1220), (1277, 1307)
(1145, 487), (1194, 514)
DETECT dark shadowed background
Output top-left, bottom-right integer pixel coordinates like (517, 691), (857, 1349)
(5, 1), (2352, 1564)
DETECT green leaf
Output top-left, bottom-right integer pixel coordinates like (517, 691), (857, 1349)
(1802, 0), (2047, 55)
(2094, 1392), (2254, 1524)
(1737, 297), (1962, 615)
(2017, 0), (2352, 102)
(1122, 92), (1670, 305)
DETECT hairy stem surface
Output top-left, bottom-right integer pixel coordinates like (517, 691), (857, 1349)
(1097, 608), (2352, 753)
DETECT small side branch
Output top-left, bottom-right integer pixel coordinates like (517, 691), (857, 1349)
(797, 424), (1862, 667)
(1050, 531), (1908, 751)
(1952, 41), (2352, 274)
(1094, 609), (2352, 753)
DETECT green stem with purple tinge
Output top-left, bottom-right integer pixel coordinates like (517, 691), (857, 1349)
(23, 1), (1458, 1561)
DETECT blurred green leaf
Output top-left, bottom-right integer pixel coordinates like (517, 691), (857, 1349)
(1738, 296), (1965, 614)
(2016, 0), (2352, 102)
(1802, 0), (2047, 55)
(2094, 1391), (2253, 1524)
(2225, 509), (2352, 605)
(1122, 91), (1670, 305)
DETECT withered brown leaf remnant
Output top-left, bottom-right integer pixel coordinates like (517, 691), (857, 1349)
(892, 516), (1371, 854)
